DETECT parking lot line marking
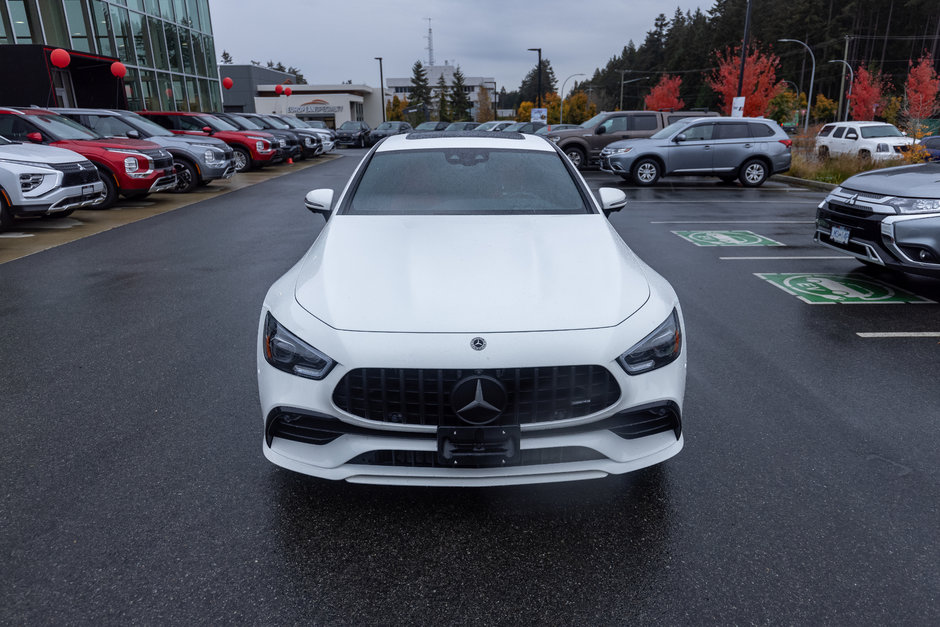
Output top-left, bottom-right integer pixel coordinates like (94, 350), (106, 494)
(651, 220), (814, 224)
(856, 332), (940, 338)
(755, 273), (936, 304)
(720, 256), (852, 260)
(673, 230), (785, 246)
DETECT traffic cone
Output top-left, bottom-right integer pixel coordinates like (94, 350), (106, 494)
(287, 157), (293, 165)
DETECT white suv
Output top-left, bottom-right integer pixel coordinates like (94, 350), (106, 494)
(0, 134), (104, 231)
(816, 121), (913, 160)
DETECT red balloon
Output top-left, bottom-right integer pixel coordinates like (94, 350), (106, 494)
(274, 84), (283, 95)
(165, 88), (173, 98)
(284, 87), (292, 96)
(110, 61), (127, 78)
(222, 77), (234, 90)
(50, 48), (70, 68)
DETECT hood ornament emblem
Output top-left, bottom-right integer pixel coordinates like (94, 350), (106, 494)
(470, 337), (486, 351)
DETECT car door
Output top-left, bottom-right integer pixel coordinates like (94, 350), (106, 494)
(626, 113), (659, 139)
(589, 114), (629, 157)
(666, 122), (715, 172)
(711, 122), (753, 172)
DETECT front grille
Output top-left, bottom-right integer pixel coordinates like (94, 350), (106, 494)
(839, 189), (887, 201)
(333, 366), (621, 426)
(827, 200), (875, 218)
(347, 447), (605, 468)
(142, 149), (173, 170)
(51, 161), (99, 186)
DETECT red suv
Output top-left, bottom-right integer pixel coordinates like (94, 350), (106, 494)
(139, 112), (281, 172)
(0, 108), (177, 209)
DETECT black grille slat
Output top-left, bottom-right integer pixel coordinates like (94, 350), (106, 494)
(50, 162), (100, 186)
(348, 446), (605, 468)
(333, 366), (621, 426)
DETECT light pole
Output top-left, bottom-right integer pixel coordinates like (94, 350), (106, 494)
(828, 59), (854, 121)
(559, 73), (585, 124)
(374, 56), (386, 122)
(779, 39), (815, 133)
(620, 76), (650, 110)
(618, 69), (633, 110)
(528, 48), (542, 109)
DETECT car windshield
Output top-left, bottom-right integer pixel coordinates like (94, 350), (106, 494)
(82, 115), (140, 138)
(339, 122), (361, 130)
(580, 112), (609, 128)
(345, 148), (590, 215)
(375, 122), (397, 130)
(0, 134), (11, 145)
(27, 113), (100, 140)
(501, 123), (527, 132)
(228, 115), (263, 130)
(198, 115), (239, 132)
(277, 116), (304, 128)
(860, 125), (903, 138)
(650, 120), (690, 140)
(306, 120), (327, 129)
(475, 121), (501, 131)
(415, 122), (441, 130)
(262, 116), (290, 129)
(121, 112), (174, 136)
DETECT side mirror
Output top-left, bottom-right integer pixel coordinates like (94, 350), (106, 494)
(304, 188), (334, 220)
(26, 131), (43, 143)
(126, 129), (140, 139)
(598, 187), (627, 217)
(202, 126), (213, 134)
(673, 133), (687, 143)
(595, 126), (606, 135)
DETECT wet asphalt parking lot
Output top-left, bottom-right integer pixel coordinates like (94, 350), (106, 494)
(1, 148), (938, 624)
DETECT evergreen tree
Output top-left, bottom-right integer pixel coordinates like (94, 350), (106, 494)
(434, 73), (451, 122)
(409, 61), (432, 112)
(519, 60), (558, 104)
(220, 50), (233, 64)
(450, 67), (472, 121)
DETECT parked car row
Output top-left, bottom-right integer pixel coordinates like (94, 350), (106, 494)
(0, 106), (333, 231)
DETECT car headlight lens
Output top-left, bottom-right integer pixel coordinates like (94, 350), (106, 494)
(204, 149), (219, 163)
(124, 156), (139, 173)
(876, 143), (889, 152)
(885, 197), (940, 214)
(263, 313), (335, 380)
(19, 173), (45, 192)
(618, 309), (682, 375)
(548, 135), (560, 143)
(608, 147), (632, 155)
(255, 141), (265, 151)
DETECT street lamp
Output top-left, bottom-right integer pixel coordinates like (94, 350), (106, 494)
(374, 56), (386, 123)
(559, 73), (585, 124)
(620, 76), (650, 110)
(527, 48), (542, 109)
(779, 39), (815, 133)
(828, 59), (854, 121)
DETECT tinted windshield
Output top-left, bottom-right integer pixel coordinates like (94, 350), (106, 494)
(229, 115), (264, 130)
(306, 120), (327, 129)
(121, 112), (174, 136)
(376, 122), (396, 130)
(501, 123), (525, 132)
(199, 115), (239, 132)
(475, 121), (500, 131)
(650, 120), (690, 140)
(346, 148), (590, 215)
(27, 113), (99, 140)
(262, 115), (290, 129)
(339, 121), (361, 130)
(80, 114), (139, 138)
(860, 125), (903, 138)
(277, 116), (304, 129)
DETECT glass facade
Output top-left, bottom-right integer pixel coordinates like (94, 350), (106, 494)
(0, 0), (221, 111)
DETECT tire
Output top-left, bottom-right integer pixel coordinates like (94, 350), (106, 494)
(172, 158), (197, 193)
(632, 158), (661, 186)
(719, 175), (737, 184)
(739, 158), (769, 187)
(859, 150), (871, 160)
(122, 191), (150, 200)
(818, 145), (830, 159)
(0, 192), (14, 232)
(564, 146), (586, 169)
(96, 167), (118, 209)
(232, 146), (252, 172)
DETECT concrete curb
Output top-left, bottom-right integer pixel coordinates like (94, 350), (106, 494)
(771, 174), (838, 192)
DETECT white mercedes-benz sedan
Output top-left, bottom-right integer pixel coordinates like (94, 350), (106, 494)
(257, 131), (686, 486)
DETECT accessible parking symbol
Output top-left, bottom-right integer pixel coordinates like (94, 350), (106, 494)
(673, 230), (784, 246)
(756, 273), (935, 304)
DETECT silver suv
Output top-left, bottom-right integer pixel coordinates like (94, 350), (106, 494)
(599, 116), (792, 187)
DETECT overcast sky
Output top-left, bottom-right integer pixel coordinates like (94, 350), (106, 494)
(208, 0), (712, 94)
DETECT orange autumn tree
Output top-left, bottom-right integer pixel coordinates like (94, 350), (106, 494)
(848, 67), (889, 120)
(644, 75), (685, 110)
(706, 45), (781, 116)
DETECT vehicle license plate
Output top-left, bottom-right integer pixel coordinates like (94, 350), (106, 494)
(830, 225), (851, 245)
(82, 184), (94, 195)
(437, 426), (520, 467)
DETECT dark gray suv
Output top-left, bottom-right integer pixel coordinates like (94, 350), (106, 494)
(599, 116), (792, 187)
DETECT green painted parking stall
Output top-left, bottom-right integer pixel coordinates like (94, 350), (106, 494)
(755, 273), (936, 304)
(672, 230), (784, 247)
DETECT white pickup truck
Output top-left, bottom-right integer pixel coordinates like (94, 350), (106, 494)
(0, 135), (104, 231)
(815, 121), (913, 160)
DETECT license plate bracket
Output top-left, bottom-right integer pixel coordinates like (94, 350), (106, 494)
(437, 426), (520, 467)
(830, 225), (851, 245)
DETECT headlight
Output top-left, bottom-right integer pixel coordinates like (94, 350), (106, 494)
(256, 141), (265, 151)
(876, 143), (889, 152)
(617, 309), (682, 375)
(608, 147), (632, 155)
(885, 197), (940, 214)
(204, 149), (217, 162)
(19, 173), (45, 192)
(263, 313), (335, 380)
(124, 156), (139, 173)
(548, 135), (561, 143)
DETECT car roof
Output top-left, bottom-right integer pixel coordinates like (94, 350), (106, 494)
(827, 121), (896, 127)
(49, 107), (126, 116)
(375, 131), (556, 153)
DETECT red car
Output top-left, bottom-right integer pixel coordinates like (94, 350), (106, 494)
(139, 111), (282, 172)
(0, 108), (177, 209)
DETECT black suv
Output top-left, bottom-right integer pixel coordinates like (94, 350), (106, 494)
(335, 121), (371, 148)
(368, 121), (413, 145)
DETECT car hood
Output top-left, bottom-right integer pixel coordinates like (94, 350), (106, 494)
(294, 215), (651, 333)
(0, 142), (89, 164)
(68, 137), (162, 150)
(841, 163), (940, 197)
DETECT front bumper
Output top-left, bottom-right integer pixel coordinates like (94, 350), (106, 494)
(814, 190), (940, 277)
(8, 180), (105, 216)
(257, 300), (687, 486)
(198, 158), (236, 181)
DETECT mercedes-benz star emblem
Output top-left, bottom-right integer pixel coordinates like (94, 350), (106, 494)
(470, 337), (486, 351)
(450, 375), (508, 425)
